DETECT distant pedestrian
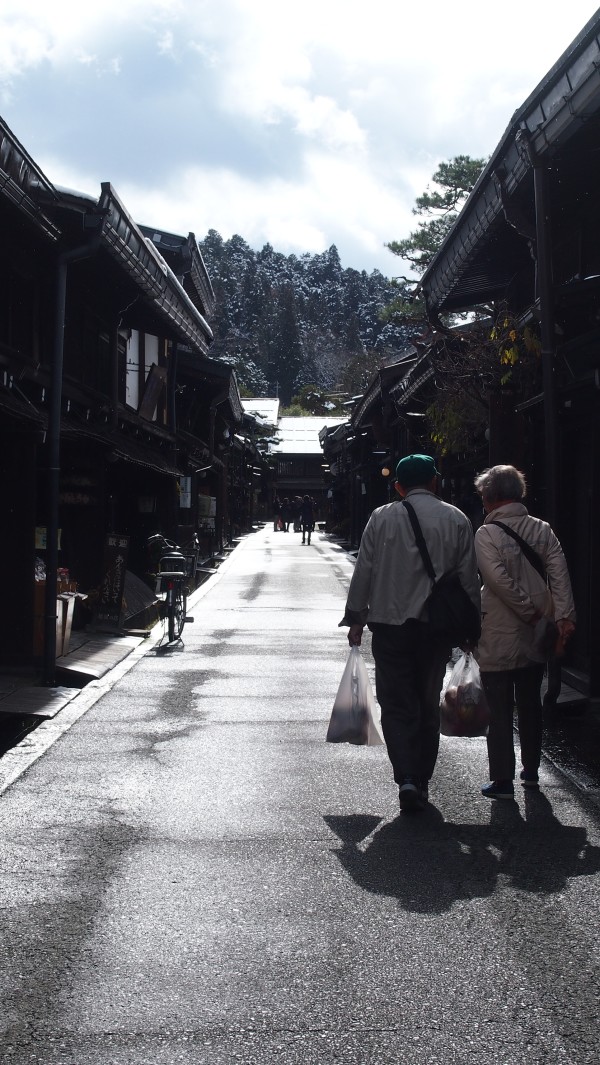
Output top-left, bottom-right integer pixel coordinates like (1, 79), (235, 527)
(310, 497), (318, 530)
(291, 496), (302, 532)
(273, 497), (283, 532)
(300, 495), (315, 544)
(281, 498), (292, 531)
(474, 465), (576, 799)
(340, 454), (480, 812)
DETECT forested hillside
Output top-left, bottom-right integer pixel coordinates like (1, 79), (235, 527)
(199, 230), (412, 405)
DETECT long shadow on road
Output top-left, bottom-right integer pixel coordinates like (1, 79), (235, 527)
(325, 791), (600, 914)
(325, 797), (600, 1061)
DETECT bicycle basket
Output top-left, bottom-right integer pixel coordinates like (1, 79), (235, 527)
(158, 552), (187, 575)
(156, 572), (185, 593)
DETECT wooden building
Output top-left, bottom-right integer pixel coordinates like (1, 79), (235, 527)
(0, 116), (263, 679)
(420, 12), (600, 702)
(270, 415), (346, 523)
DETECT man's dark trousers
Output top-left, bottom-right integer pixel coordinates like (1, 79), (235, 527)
(370, 620), (451, 784)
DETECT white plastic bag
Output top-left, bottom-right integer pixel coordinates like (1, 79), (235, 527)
(439, 652), (490, 737)
(326, 646), (384, 746)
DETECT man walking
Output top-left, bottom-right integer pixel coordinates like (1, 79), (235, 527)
(300, 495), (315, 545)
(340, 454), (480, 811)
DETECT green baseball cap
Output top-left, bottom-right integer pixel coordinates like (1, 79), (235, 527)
(395, 453), (439, 487)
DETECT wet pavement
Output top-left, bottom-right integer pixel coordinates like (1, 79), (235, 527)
(542, 702), (600, 793)
(0, 526), (599, 1064)
(2, 530), (599, 797)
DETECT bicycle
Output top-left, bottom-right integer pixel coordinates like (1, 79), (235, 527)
(147, 533), (198, 643)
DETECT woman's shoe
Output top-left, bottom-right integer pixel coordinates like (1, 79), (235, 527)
(519, 770), (539, 788)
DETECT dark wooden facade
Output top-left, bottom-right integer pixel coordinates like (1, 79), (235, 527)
(419, 12), (600, 702)
(322, 13), (600, 701)
(0, 117), (266, 679)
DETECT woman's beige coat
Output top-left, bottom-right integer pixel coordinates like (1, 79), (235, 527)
(474, 502), (575, 672)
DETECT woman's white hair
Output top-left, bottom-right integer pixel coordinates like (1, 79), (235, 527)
(474, 465), (527, 504)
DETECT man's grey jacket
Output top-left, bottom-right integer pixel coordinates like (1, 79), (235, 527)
(341, 488), (481, 628)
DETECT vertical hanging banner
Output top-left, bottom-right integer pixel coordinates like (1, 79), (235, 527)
(179, 476), (192, 508)
(94, 534), (130, 629)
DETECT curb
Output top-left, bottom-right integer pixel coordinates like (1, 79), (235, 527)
(0, 537), (247, 797)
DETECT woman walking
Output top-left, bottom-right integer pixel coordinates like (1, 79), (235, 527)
(473, 465), (576, 798)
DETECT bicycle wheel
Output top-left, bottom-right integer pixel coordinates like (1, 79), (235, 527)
(168, 588), (186, 640)
(167, 589), (176, 642)
(176, 590), (187, 637)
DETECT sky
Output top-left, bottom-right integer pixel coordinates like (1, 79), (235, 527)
(1, 1), (599, 278)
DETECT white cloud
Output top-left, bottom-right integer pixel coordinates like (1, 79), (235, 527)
(156, 31), (176, 58)
(75, 51), (97, 68)
(1, 0), (599, 274)
(278, 89), (366, 151)
(0, 0), (182, 79)
(0, 22), (51, 84)
(61, 148), (418, 274)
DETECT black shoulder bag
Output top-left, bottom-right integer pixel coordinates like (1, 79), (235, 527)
(489, 521), (546, 580)
(402, 500), (481, 644)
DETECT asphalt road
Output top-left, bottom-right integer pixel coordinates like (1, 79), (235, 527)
(1, 526), (599, 1065)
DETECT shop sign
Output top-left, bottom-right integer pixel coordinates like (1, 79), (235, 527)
(138, 364), (167, 421)
(35, 526), (61, 550)
(95, 534), (130, 629)
(198, 493), (216, 517)
(179, 476), (191, 508)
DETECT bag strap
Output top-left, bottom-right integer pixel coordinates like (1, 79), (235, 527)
(489, 520), (546, 581)
(402, 500), (437, 583)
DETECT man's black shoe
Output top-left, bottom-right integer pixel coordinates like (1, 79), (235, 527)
(399, 778), (425, 812)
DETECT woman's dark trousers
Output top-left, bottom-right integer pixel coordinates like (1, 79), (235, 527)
(480, 664), (545, 781)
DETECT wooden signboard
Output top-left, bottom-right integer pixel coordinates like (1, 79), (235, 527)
(138, 364), (167, 421)
(94, 534), (130, 630)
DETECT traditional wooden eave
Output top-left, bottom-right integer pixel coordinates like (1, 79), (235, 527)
(29, 178), (216, 353)
(389, 351), (435, 408)
(421, 11), (600, 315)
(60, 419), (182, 476)
(0, 116), (61, 241)
(350, 350), (419, 429)
(139, 226), (216, 321)
(97, 184), (214, 353)
(177, 352), (244, 424)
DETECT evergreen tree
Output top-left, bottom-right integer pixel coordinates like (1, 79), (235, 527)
(383, 155), (487, 324)
(198, 232), (412, 398)
(386, 155), (487, 275)
(267, 284), (304, 403)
